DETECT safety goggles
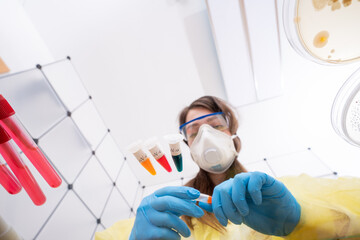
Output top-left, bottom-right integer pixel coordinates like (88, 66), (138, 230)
(179, 112), (229, 142)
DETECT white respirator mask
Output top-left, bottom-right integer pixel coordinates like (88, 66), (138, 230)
(189, 124), (238, 174)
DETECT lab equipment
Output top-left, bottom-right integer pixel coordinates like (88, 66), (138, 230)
(0, 95), (62, 188)
(179, 112), (228, 143)
(144, 137), (172, 173)
(164, 134), (184, 172)
(332, 67), (360, 147)
(212, 171), (301, 236)
(129, 186), (204, 240)
(0, 125), (46, 205)
(128, 140), (156, 175)
(0, 215), (22, 240)
(0, 157), (21, 195)
(196, 193), (212, 204)
(283, 0), (360, 64)
(190, 124), (237, 174)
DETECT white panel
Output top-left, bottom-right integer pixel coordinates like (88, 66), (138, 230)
(96, 135), (125, 181)
(243, 0), (282, 100)
(39, 118), (92, 183)
(71, 100), (107, 149)
(206, 0), (256, 106)
(0, 153), (67, 240)
(73, 156), (113, 218)
(116, 162), (139, 206)
(0, 69), (66, 138)
(142, 180), (182, 198)
(131, 186), (143, 214)
(267, 150), (333, 178)
(101, 189), (131, 228)
(41, 59), (89, 111)
(36, 191), (96, 240)
(243, 160), (275, 177)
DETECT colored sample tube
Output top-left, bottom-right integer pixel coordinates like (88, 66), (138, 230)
(145, 137), (172, 173)
(0, 162), (22, 195)
(164, 134), (184, 172)
(128, 141), (156, 176)
(0, 95), (61, 188)
(0, 126), (46, 205)
(196, 193), (212, 204)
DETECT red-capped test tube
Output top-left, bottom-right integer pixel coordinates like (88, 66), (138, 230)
(0, 148), (22, 195)
(0, 95), (62, 188)
(145, 137), (172, 172)
(0, 125), (46, 205)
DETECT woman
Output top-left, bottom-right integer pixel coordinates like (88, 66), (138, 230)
(96, 96), (360, 240)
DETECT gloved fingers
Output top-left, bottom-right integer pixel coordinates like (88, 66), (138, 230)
(212, 182), (230, 226)
(247, 172), (267, 205)
(232, 173), (250, 216)
(220, 189), (243, 225)
(155, 186), (200, 200)
(151, 195), (204, 218)
(197, 201), (213, 212)
(150, 211), (191, 238)
(146, 227), (181, 240)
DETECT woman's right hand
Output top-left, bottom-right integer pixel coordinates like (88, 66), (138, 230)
(129, 186), (204, 240)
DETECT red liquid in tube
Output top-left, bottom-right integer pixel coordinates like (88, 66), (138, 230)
(0, 164), (22, 194)
(0, 127), (46, 205)
(0, 95), (61, 188)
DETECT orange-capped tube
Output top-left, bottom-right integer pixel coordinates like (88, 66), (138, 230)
(128, 141), (156, 176)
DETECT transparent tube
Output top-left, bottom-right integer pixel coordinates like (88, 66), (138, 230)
(164, 134), (184, 172)
(128, 141), (156, 176)
(196, 193), (212, 204)
(0, 161), (21, 195)
(145, 137), (172, 173)
(0, 115), (62, 188)
(0, 140), (46, 206)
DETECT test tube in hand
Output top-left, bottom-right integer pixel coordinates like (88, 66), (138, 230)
(0, 126), (46, 205)
(0, 95), (61, 188)
(128, 141), (156, 176)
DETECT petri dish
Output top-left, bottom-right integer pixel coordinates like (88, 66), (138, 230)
(283, 0), (360, 65)
(331, 67), (360, 147)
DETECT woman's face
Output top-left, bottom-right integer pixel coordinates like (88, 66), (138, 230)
(185, 108), (231, 146)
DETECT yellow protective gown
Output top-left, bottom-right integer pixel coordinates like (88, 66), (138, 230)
(95, 175), (360, 240)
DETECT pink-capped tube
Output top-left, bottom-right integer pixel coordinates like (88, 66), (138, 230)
(0, 126), (46, 205)
(0, 158), (22, 195)
(0, 95), (61, 188)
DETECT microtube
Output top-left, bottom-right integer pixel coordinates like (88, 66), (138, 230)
(128, 140), (156, 175)
(0, 125), (46, 205)
(145, 137), (172, 173)
(164, 134), (184, 172)
(196, 193), (212, 204)
(0, 95), (62, 188)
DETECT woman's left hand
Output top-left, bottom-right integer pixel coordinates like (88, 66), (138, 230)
(212, 171), (301, 236)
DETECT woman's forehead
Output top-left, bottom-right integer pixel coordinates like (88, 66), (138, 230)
(186, 108), (214, 122)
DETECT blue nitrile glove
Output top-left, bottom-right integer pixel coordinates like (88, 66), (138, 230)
(212, 171), (301, 236)
(129, 186), (204, 240)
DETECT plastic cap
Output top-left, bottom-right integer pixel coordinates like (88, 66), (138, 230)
(0, 125), (11, 144)
(127, 140), (143, 153)
(0, 95), (15, 120)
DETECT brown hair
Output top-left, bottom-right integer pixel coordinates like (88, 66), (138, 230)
(179, 96), (247, 232)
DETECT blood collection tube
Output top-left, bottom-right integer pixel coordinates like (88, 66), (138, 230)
(0, 125), (46, 205)
(0, 95), (61, 188)
(145, 137), (172, 173)
(128, 141), (156, 175)
(0, 158), (22, 195)
(164, 134), (184, 172)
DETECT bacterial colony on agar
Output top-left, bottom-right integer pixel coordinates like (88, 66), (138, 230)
(295, 0), (360, 63)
